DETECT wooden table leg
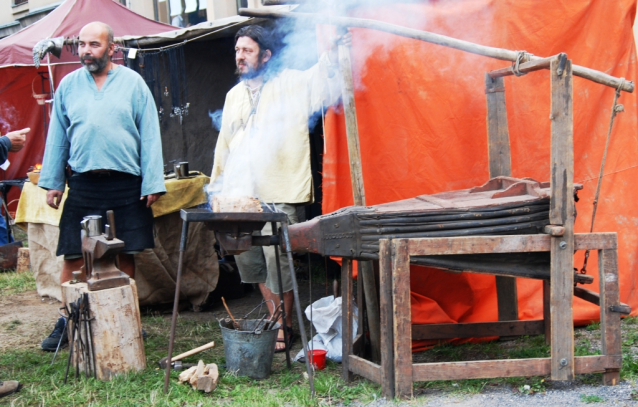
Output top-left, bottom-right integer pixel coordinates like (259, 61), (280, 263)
(599, 247), (621, 385)
(379, 239), (395, 398)
(341, 258), (354, 382)
(392, 239), (412, 398)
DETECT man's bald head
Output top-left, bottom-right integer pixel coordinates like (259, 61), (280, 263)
(78, 22), (115, 74)
(79, 22), (114, 45)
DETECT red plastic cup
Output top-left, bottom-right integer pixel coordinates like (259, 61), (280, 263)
(308, 349), (327, 370)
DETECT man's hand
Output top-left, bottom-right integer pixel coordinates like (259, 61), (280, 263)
(46, 189), (63, 209)
(329, 31), (353, 63)
(141, 193), (161, 208)
(5, 128), (30, 153)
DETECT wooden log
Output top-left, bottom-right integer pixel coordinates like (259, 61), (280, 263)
(341, 258), (354, 382)
(378, 239), (395, 398)
(16, 247), (30, 273)
(411, 320), (544, 340)
(238, 9), (634, 93)
(599, 248), (621, 385)
(348, 355), (382, 383)
(392, 239), (412, 398)
(411, 355), (617, 382)
(61, 280), (146, 380)
(549, 57), (575, 381)
(196, 364), (219, 393)
(406, 233), (616, 256)
(488, 55), (556, 78)
(338, 35), (381, 364)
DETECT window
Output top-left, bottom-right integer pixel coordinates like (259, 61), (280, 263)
(13, 0), (28, 6)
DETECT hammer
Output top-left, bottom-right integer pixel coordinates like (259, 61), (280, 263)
(157, 340), (215, 369)
(159, 360), (196, 371)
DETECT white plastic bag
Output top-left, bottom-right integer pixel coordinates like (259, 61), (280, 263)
(294, 295), (358, 363)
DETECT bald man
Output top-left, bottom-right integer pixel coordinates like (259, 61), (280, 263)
(39, 22), (165, 351)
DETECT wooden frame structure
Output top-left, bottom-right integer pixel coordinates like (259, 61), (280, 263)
(340, 53), (629, 398)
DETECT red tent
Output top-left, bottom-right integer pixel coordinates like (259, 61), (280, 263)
(0, 0), (172, 207)
(322, 0), (638, 349)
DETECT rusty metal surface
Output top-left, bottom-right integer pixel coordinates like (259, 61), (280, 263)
(0, 241), (24, 270)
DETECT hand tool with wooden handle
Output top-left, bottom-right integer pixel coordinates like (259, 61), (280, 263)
(158, 340), (215, 368)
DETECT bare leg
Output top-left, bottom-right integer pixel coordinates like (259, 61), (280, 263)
(259, 283), (294, 350)
(118, 253), (135, 279)
(60, 258), (85, 284)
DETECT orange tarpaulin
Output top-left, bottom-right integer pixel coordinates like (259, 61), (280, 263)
(321, 0), (638, 350)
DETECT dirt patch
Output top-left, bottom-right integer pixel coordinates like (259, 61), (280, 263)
(0, 291), (62, 351)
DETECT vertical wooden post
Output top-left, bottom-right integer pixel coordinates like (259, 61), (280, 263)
(379, 239), (395, 398)
(485, 74), (519, 322)
(549, 57), (575, 381)
(543, 280), (551, 345)
(338, 39), (381, 363)
(392, 239), (412, 398)
(599, 246), (621, 385)
(341, 258), (354, 382)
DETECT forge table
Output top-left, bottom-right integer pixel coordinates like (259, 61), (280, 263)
(164, 209), (315, 394)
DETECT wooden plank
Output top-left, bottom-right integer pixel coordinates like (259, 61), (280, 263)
(412, 355), (615, 382)
(487, 56), (555, 78)
(338, 38), (381, 364)
(543, 280), (551, 346)
(574, 286), (600, 306)
(485, 73), (518, 323)
(407, 233), (615, 256)
(392, 239), (412, 398)
(496, 276), (518, 321)
(341, 258), (354, 382)
(599, 248), (621, 385)
(412, 320), (544, 340)
(348, 355), (382, 384)
(378, 239), (395, 398)
(549, 58), (575, 381)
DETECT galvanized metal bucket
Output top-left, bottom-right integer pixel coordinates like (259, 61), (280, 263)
(219, 319), (280, 379)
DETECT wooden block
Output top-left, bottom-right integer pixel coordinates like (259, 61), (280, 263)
(178, 366), (197, 383)
(348, 355), (382, 383)
(392, 239), (412, 399)
(61, 280), (146, 381)
(599, 248), (621, 386)
(549, 58), (575, 381)
(190, 360), (205, 389)
(412, 320), (544, 340)
(379, 239), (395, 398)
(16, 247), (30, 273)
(341, 258), (354, 382)
(197, 363), (219, 393)
(212, 196), (262, 213)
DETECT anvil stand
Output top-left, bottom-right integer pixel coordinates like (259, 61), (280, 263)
(163, 209), (315, 395)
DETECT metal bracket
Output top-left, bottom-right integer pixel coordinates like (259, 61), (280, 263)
(609, 304), (631, 315)
(485, 86), (505, 94)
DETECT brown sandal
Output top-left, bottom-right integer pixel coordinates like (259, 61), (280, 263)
(275, 326), (295, 353)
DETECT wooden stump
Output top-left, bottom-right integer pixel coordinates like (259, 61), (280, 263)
(16, 247), (30, 273)
(61, 280), (146, 380)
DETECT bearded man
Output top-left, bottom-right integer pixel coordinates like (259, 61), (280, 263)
(210, 25), (349, 351)
(38, 21), (165, 351)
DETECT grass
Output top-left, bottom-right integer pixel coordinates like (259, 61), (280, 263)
(1, 314), (380, 406)
(0, 269), (35, 296)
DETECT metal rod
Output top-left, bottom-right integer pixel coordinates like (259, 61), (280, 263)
(164, 220), (189, 393)
(272, 222), (292, 369)
(238, 8), (634, 93)
(282, 223), (315, 396)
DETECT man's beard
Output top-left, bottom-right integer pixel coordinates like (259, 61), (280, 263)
(235, 59), (264, 80)
(81, 51), (110, 73)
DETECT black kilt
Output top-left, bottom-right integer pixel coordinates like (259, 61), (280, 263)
(56, 171), (155, 256)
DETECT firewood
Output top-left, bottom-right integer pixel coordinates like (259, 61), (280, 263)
(197, 363), (219, 393)
(190, 360), (205, 388)
(178, 366), (197, 383)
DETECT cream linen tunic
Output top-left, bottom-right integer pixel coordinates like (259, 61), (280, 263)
(210, 54), (340, 204)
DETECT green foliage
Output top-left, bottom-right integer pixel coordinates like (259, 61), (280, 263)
(0, 270), (35, 296)
(580, 394), (605, 403)
(518, 378), (545, 395)
(585, 321), (601, 331)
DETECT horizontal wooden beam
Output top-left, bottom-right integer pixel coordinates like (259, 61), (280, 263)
(407, 233), (616, 256)
(348, 355), (382, 383)
(238, 9), (634, 93)
(412, 355), (619, 382)
(488, 56), (555, 78)
(412, 320), (544, 340)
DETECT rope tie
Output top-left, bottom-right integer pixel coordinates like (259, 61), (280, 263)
(512, 51), (528, 77)
(580, 78), (625, 276)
